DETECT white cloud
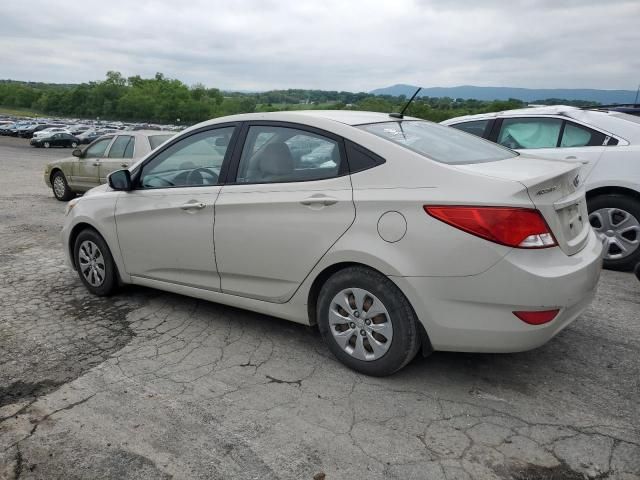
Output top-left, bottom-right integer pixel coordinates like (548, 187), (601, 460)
(0, 0), (638, 90)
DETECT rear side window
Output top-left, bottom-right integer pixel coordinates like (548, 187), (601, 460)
(450, 120), (490, 138)
(149, 134), (173, 150)
(108, 136), (134, 158)
(359, 121), (516, 164)
(345, 140), (385, 173)
(236, 126), (344, 183)
(560, 122), (606, 147)
(85, 137), (113, 157)
(497, 118), (562, 149)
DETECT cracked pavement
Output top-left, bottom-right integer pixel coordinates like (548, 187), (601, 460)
(0, 136), (639, 479)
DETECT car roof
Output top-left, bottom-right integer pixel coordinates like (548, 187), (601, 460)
(193, 110), (420, 129)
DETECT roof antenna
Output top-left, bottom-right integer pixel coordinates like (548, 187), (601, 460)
(389, 87), (422, 119)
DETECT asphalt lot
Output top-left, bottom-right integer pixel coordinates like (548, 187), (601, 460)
(0, 135), (638, 480)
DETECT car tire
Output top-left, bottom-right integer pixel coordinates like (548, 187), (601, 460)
(43, 142), (50, 148)
(51, 171), (75, 201)
(317, 266), (421, 376)
(71, 141), (78, 148)
(588, 194), (640, 271)
(73, 229), (118, 296)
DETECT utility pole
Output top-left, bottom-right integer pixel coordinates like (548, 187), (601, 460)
(634, 84), (640, 105)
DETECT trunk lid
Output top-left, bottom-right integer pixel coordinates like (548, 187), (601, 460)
(454, 154), (590, 255)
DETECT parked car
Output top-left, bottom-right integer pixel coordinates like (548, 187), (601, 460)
(0, 122), (18, 135)
(442, 106), (640, 270)
(19, 123), (55, 138)
(31, 132), (79, 148)
(588, 104), (640, 117)
(77, 129), (119, 144)
(32, 126), (71, 140)
(61, 111), (602, 376)
(44, 130), (174, 200)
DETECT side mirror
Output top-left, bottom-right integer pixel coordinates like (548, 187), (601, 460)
(72, 148), (83, 158)
(108, 169), (132, 191)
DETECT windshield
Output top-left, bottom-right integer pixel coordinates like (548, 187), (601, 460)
(358, 120), (517, 164)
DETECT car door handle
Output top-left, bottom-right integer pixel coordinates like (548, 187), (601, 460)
(92, 162), (100, 166)
(300, 195), (338, 206)
(180, 202), (206, 210)
(565, 156), (577, 160)
(121, 163), (128, 168)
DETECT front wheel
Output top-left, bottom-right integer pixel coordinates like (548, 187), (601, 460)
(71, 141), (78, 148)
(43, 142), (50, 148)
(317, 266), (421, 376)
(588, 194), (640, 271)
(73, 229), (118, 296)
(51, 171), (75, 201)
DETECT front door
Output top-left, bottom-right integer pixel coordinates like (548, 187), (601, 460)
(115, 126), (237, 290)
(72, 136), (114, 189)
(214, 123), (355, 302)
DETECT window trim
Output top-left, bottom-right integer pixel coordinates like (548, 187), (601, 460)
(130, 122), (241, 191)
(108, 135), (135, 159)
(225, 121), (350, 185)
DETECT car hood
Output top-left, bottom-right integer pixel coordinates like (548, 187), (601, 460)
(83, 183), (111, 197)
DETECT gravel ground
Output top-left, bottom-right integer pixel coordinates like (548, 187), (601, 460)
(0, 135), (638, 480)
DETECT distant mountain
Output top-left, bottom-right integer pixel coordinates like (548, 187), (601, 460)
(370, 84), (638, 104)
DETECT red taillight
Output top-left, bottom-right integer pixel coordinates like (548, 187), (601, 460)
(424, 206), (557, 249)
(513, 309), (560, 325)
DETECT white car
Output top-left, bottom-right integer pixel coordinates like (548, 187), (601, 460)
(61, 111), (602, 376)
(32, 127), (71, 139)
(442, 106), (640, 270)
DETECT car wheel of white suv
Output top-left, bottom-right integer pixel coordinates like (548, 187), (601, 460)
(317, 266), (421, 376)
(588, 194), (640, 271)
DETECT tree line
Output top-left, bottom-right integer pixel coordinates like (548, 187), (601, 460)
(0, 72), (598, 125)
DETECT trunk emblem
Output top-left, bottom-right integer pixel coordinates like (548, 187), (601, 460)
(536, 186), (557, 196)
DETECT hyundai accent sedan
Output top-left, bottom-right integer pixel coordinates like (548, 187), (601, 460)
(61, 111), (603, 376)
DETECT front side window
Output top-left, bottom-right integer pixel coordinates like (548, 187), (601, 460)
(108, 136), (133, 158)
(497, 118), (562, 149)
(359, 121), (516, 164)
(450, 119), (490, 138)
(85, 137), (113, 158)
(139, 127), (234, 188)
(236, 126), (342, 183)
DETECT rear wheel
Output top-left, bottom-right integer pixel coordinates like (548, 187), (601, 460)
(43, 142), (50, 148)
(588, 194), (640, 271)
(51, 171), (75, 201)
(71, 141), (78, 148)
(73, 229), (117, 296)
(317, 266), (421, 376)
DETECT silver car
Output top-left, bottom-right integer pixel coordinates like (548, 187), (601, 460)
(45, 130), (174, 200)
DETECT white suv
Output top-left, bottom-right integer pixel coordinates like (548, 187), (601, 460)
(442, 106), (640, 270)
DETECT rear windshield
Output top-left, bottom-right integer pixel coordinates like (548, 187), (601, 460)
(149, 134), (173, 149)
(358, 120), (517, 164)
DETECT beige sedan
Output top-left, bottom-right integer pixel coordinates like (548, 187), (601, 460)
(44, 130), (174, 200)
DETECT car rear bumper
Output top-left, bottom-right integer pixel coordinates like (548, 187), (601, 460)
(391, 230), (603, 353)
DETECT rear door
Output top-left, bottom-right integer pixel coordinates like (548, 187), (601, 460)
(493, 116), (607, 181)
(214, 122), (355, 302)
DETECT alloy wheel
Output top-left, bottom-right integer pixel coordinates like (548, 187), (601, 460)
(589, 207), (640, 260)
(53, 175), (66, 198)
(329, 288), (393, 361)
(78, 240), (106, 287)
